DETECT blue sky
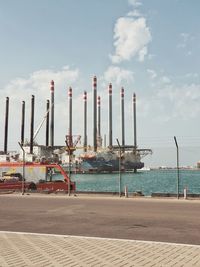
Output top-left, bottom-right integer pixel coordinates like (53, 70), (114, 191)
(0, 0), (200, 167)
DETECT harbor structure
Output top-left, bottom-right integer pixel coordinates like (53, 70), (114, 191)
(0, 77), (152, 173)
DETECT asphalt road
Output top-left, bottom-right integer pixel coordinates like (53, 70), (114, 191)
(0, 194), (200, 245)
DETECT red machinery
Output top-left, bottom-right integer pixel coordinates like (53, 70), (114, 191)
(0, 162), (75, 193)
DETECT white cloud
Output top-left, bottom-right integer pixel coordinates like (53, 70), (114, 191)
(147, 69), (157, 79)
(185, 73), (198, 79)
(110, 17), (151, 63)
(103, 66), (134, 86)
(181, 32), (189, 42)
(177, 33), (189, 48)
(161, 76), (171, 84)
(176, 32), (195, 58)
(177, 33), (190, 48)
(2, 66), (79, 101)
(138, 46), (147, 62)
(128, 0), (142, 7)
(147, 54), (155, 60)
(127, 10), (142, 17)
(150, 83), (200, 121)
(177, 32), (194, 54)
(0, 66), (80, 149)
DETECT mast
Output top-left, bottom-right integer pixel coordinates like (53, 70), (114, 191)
(93, 76), (97, 152)
(30, 95), (35, 154)
(83, 91), (87, 152)
(108, 83), (113, 148)
(97, 96), (101, 147)
(133, 93), (137, 149)
(21, 101), (25, 146)
(68, 87), (73, 148)
(50, 80), (54, 147)
(46, 99), (50, 146)
(121, 87), (125, 149)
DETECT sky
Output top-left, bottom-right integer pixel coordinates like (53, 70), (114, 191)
(0, 0), (200, 167)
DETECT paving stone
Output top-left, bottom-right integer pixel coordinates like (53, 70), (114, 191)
(0, 232), (200, 266)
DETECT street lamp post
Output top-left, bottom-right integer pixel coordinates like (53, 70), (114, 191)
(68, 150), (71, 196)
(18, 142), (25, 195)
(65, 141), (71, 196)
(116, 138), (122, 197)
(174, 136), (180, 199)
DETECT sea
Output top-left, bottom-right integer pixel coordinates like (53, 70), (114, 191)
(68, 169), (200, 196)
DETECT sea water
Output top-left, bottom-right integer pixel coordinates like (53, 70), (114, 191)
(69, 169), (200, 196)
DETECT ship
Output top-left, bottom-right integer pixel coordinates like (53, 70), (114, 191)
(79, 151), (143, 173)
(61, 146), (152, 174)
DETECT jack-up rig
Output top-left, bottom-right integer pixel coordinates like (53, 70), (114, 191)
(0, 76), (152, 174)
(64, 76), (152, 173)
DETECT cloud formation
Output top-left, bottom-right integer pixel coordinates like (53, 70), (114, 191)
(104, 66), (134, 86)
(0, 66), (80, 149)
(128, 0), (142, 7)
(1, 66), (79, 101)
(110, 17), (151, 63)
(147, 69), (157, 79)
(139, 83), (200, 122)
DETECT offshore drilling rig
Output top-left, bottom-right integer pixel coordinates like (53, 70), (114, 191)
(0, 76), (152, 173)
(64, 76), (152, 173)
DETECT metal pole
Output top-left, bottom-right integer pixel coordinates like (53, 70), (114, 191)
(97, 96), (101, 147)
(121, 87), (125, 149)
(93, 76), (97, 152)
(116, 138), (121, 197)
(104, 134), (106, 148)
(133, 93), (137, 149)
(50, 80), (54, 147)
(46, 100), (50, 146)
(21, 101), (25, 146)
(68, 152), (71, 196)
(4, 97), (9, 154)
(68, 87), (73, 148)
(65, 140), (71, 196)
(30, 95), (35, 154)
(83, 91), (87, 152)
(18, 142), (25, 195)
(174, 136), (180, 199)
(133, 93), (137, 173)
(108, 83), (113, 148)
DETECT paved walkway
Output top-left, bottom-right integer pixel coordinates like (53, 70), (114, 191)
(0, 232), (200, 267)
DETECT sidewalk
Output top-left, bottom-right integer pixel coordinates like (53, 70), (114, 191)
(0, 232), (200, 266)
